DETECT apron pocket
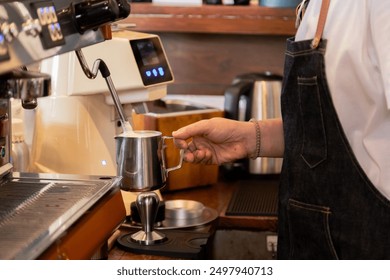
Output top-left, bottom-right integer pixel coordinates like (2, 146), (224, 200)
(298, 76), (327, 168)
(287, 199), (338, 259)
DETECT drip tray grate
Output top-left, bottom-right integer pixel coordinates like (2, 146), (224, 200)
(226, 180), (278, 216)
(0, 175), (117, 260)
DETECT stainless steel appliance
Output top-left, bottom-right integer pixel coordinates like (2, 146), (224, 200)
(224, 72), (283, 175)
(259, 0), (301, 8)
(0, 0), (130, 259)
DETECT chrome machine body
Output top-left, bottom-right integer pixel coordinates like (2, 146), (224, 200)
(0, 0), (130, 259)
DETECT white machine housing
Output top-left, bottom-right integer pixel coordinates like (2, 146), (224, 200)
(45, 31), (173, 104)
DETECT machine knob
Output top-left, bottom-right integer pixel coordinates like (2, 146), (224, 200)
(72, 0), (130, 34)
(22, 18), (42, 37)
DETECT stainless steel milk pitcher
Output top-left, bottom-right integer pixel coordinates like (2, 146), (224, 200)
(115, 130), (184, 192)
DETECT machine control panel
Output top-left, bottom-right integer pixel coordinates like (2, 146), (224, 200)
(131, 37), (173, 86)
(33, 1), (64, 49)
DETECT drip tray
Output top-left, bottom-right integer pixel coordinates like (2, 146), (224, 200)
(225, 179), (279, 216)
(0, 172), (120, 259)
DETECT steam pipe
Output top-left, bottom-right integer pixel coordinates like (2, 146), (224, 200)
(75, 49), (132, 132)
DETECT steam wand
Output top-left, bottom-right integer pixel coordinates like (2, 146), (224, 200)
(75, 49), (133, 133)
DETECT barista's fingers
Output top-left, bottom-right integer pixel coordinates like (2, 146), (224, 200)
(173, 138), (189, 150)
(200, 149), (214, 164)
(183, 151), (195, 163)
(191, 150), (203, 164)
(188, 141), (197, 152)
(192, 149), (212, 164)
(179, 142), (201, 163)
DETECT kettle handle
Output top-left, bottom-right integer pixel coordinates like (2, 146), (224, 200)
(223, 80), (253, 120)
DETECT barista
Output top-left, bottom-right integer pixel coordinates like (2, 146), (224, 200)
(172, 0), (390, 259)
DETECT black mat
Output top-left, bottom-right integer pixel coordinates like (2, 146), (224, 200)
(117, 229), (211, 259)
(225, 179), (279, 216)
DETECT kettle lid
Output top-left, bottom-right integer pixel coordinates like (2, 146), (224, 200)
(233, 71), (282, 84)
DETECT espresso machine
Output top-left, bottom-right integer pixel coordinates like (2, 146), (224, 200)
(34, 29), (218, 258)
(0, 0), (131, 259)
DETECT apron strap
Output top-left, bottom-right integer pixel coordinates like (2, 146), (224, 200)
(311, 0), (331, 49)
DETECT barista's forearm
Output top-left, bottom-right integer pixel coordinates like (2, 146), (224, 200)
(259, 118), (284, 158)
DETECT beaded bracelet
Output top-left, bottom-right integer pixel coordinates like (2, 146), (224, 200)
(249, 118), (261, 159)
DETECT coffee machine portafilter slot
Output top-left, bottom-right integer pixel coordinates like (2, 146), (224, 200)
(2, 69), (51, 109)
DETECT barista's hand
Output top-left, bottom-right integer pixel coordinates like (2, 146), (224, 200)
(172, 117), (257, 165)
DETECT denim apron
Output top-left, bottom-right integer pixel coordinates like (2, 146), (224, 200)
(277, 0), (390, 259)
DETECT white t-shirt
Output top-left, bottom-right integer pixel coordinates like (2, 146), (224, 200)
(295, 0), (390, 200)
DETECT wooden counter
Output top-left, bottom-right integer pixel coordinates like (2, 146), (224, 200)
(108, 175), (279, 260)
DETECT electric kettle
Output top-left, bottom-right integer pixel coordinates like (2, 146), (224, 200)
(224, 72), (283, 174)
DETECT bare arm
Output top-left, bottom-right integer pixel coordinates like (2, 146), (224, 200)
(258, 118), (284, 158)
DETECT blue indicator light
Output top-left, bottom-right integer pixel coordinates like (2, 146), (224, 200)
(152, 69), (158, 77)
(0, 35), (4, 44)
(158, 67), (165, 76)
(146, 70), (152, 77)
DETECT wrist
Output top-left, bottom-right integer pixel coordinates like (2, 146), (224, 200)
(249, 118), (261, 159)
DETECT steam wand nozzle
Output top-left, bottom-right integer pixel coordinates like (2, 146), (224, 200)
(75, 49), (133, 133)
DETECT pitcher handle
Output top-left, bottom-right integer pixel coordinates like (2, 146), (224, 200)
(161, 136), (184, 174)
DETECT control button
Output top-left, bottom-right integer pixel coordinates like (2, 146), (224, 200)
(48, 22), (63, 41)
(37, 6), (53, 25)
(37, 7), (46, 25)
(158, 67), (165, 76)
(49, 6), (58, 23)
(1, 21), (18, 42)
(22, 18), (42, 37)
(0, 34), (9, 58)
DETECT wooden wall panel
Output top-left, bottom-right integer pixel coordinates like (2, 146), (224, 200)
(157, 33), (289, 96)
